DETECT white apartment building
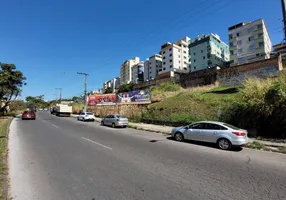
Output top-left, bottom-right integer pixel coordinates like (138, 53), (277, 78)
(228, 19), (272, 66)
(131, 62), (144, 84)
(160, 36), (190, 75)
(102, 77), (120, 93)
(144, 54), (162, 82)
(120, 57), (140, 85)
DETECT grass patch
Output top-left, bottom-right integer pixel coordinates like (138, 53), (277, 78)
(246, 141), (266, 150)
(144, 86), (241, 123)
(278, 146), (286, 153)
(0, 117), (12, 200)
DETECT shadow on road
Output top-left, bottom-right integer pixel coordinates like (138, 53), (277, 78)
(166, 136), (243, 152)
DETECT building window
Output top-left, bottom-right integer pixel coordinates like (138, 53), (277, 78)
(248, 27), (254, 33)
(259, 42), (264, 47)
(193, 52), (196, 56)
(156, 65), (158, 67)
(183, 51), (186, 54)
(194, 59), (196, 62)
(201, 50), (203, 53)
(238, 49), (243, 54)
(178, 55), (180, 58)
(257, 24), (263, 29)
(229, 42), (233, 46)
(170, 65), (173, 68)
(203, 56), (205, 59)
(150, 71), (152, 74)
(248, 36), (254, 41)
(178, 60), (180, 63)
(236, 32), (240, 37)
(229, 34), (233, 39)
(169, 59), (172, 62)
(237, 40), (242, 45)
(169, 48), (172, 51)
(230, 50), (233, 55)
(149, 67), (152, 69)
(194, 66), (196, 70)
(249, 45), (256, 50)
(169, 54), (172, 57)
(178, 49), (181, 52)
(163, 67), (166, 70)
(183, 56), (187, 59)
(163, 51), (165, 54)
(163, 56), (165, 59)
(258, 33), (263, 38)
(163, 62), (166, 65)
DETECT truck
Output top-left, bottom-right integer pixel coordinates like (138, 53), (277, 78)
(55, 103), (72, 117)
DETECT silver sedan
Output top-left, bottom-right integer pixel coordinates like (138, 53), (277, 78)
(171, 121), (249, 150)
(101, 114), (129, 128)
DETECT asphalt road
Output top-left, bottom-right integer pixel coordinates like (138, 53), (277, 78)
(9, 111), (286, 200)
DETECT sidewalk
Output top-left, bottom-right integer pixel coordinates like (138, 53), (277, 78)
(70, 114), (286, 148)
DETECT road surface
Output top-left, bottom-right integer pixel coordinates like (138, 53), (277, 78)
(9, 112), (286, 200)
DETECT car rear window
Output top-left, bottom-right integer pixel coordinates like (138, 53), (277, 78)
(223, 123), (240, 130)
(116, 115), (125, 118)
(86, 112), (93, 115)
(24, 111), (34, 114)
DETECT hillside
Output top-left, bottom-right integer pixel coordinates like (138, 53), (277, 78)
(144, 85), (241, 124)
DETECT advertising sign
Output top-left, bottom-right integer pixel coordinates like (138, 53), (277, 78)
(138, 65), (144, 82)
(88, 94), (116, 106)
(116, 90), (151, 103)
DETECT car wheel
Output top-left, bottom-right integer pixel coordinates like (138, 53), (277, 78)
(101, 121), (104, 126)
(174, 132), (184, 142)
(123, 125), (127, 128)
(77, 117), (80, 121)
(112, 123), (116, 128)
(218, 138), (232, 150)
(92, 119), (95, 122)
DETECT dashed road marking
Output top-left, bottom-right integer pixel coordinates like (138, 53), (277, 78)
(82, 137), (112, 150)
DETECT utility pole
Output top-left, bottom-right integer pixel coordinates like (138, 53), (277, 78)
(55, 88), (62, 101)
(77, 72), (89, 112)
(282, 0), (286, 41)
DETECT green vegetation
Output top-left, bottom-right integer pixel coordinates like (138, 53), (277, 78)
(118, 83), (133, 92)
(0, 63), (26, 115)
(278, 146), (286, 153)
(246, 141), (266, 150)
(104, 87), (113, 94)
(143, 72), (286, 138)
(0, 117), (12, 199)
(144, 85), (240, 124)
(72, 102), (84, 114)
(25, 95), (50, 109)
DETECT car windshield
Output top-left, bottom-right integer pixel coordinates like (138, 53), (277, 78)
(223, 123), (240, 130)
(116, 115), (125, 118)
(86, 112), (93, 115)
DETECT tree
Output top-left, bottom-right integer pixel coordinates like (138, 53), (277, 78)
(118, 84), (133, 92)
(0, 63), (26, 114)
(25, 95), (49, 109)
(104, 87), (113, 94)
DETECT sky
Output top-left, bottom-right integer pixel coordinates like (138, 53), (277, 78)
(0, 0), (283, 101)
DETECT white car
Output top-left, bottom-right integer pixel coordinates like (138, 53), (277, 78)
(77, 112), (96, 122)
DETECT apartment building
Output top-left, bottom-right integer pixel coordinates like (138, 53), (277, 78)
(102, 77), (120, 93)
(273, 42), (286, 57)
(120, 57), (140, 85)
(228, 19), (272, 66)
(189, 33), (230, 72)
(160, 36), (190, 75)
(143, 54), (162, 82)
(131, 62), (144, 84)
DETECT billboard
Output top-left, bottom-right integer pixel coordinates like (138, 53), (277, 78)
(116, 90), (151, 103)
(88, 94), (116, 106)
(138, 65), (144, 82)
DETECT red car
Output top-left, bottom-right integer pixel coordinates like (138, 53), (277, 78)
(22, 111), (36, 120)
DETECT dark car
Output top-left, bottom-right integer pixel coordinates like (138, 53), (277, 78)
(22, 111), (36, 120)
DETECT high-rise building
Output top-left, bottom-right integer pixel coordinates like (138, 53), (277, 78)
(228, 19), (272, 66)
(102, 77), (120, 93)
(131, 62), (144, 84)
(144, 54), (162, 82)
(189, 33), (230, 72)
(120, 57), (140, 85)
(160, 36), (190, 74)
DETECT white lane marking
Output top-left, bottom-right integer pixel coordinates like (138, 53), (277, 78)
(42, 120), (47, 123)
(51, 124), (59, 128)
(81, 137), (112, 150)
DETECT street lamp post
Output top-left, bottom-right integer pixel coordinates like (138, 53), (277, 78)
(55, 88), (62, 101)
(77, 72), (89, 112)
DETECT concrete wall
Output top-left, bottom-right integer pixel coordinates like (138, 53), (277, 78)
(87, 104), (143, 118)
(217, 56), (283, 86)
